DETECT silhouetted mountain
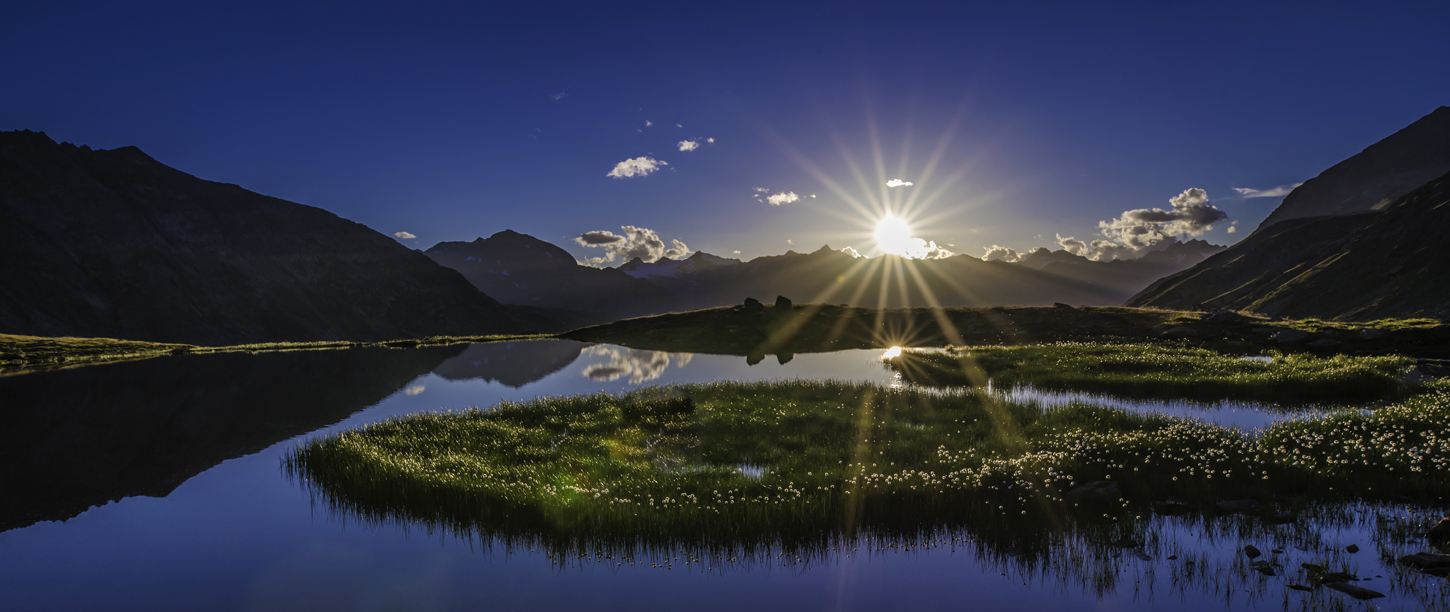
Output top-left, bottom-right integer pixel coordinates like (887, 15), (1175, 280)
(1254, 106), (1450, 233)
(624, 246), (1129, 309)
(1129, 170), (1450, 320)
(0, 344), (463, 532)
(425, 230), (680, 322)
(1007, 239), (1225, 299)
(0, 130), (539, 344)
(620, 251), (742, 278)
(431, 339), (588, 387)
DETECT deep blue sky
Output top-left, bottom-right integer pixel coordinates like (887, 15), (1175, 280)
(5, 1), (1448, 261)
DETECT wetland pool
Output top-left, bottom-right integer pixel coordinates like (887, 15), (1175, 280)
(0, 340), (1444, 611)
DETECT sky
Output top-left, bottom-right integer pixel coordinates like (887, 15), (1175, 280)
(4, 1), (1449, 263)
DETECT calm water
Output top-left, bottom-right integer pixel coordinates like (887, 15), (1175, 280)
(0, 341), (1441, 611)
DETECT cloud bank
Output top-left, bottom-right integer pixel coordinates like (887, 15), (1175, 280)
(886, 179), (914, 188)
(841, 246), (863, 258)
(607, 157), (667, 178)
(575, 225), (690, 265)
(1052, 188), (1230, 261)
(982, 245), (1021, 262)
(393, 231), (416, 240)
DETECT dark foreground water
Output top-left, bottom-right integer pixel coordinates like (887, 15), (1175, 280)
(0, 341), (1443, 611)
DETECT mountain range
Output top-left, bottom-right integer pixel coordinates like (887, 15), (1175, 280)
(1130, 106), (1450, 320)
(0, 130), (561, 344)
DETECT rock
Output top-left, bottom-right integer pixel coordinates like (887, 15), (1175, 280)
(1215, 499), (1263, 515)
(775, 352), (793, 365)
(1399, 552), (1450, 570)
(1162, 326), (1199, 338)
(1066, 481), (1121, 504)
(1319, 572), (1358, 584)
(745, 352), (765, 366)
(1272, 329), (1310, 343)
(1153, 501), (1190, 515)
(742, 297), (764, 312)
(1360, 328), (1388, 340)
(1308, 339), (1342, 348)
(1251, 560), (1276, 576)
(1053, 302), (1073, 309)
(774, 295), (793, 309)
(1202, 310), (1248, 324)
(1287, 584), (1313, 592)
(1244, 545), (1262, 559)
(1323, 582), (1384, 600)
(1130, 549), (1152, 561)
(1111, 536), (1141, 548)
(1345, 544), (1359, 553)
(1429, 518), (1450, 542)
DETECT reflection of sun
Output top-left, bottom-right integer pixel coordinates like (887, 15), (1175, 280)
(874, 214), (913, 257)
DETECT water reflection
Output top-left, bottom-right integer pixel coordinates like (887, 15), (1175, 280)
(0, 345), (463, 532)
(431, 340), (587, 387)
(581, 345), (694, 383)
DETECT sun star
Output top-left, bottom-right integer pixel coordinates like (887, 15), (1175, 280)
(875, 214), (914, 257)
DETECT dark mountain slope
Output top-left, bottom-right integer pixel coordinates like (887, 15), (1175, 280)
(425, 230), (681, 322)
(0, 130), (527, 344)
(1254, 106), (1450, 233)
(1129, 170), (1450, 320)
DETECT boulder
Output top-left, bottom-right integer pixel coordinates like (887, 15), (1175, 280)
(742, 297), (764, 312)
(1360, 328), (1388, 340)
(1345, 544), (1359, 553)
(774, 295), (793, 308)
(1162, 326), (1199, 338)
(1272, 329), (1310, 343)
(1053, 302), (1073, 309)
(1243, 545), (1262, 559)
(1399, 552), (1450, 570)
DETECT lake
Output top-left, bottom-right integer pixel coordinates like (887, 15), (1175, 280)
(0, 341), (1441, 611)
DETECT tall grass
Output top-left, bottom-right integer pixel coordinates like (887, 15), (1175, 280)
(887, 343), (1413, 401)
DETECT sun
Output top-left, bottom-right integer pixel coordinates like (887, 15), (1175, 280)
(874, 214), (914, 257)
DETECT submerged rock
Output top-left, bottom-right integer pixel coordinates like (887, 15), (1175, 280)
(1215, 499), (1263, 515)
(1429, 517), (1450, 542)
(1244, 545), (1262, 559)
(1324, 582), (1384, 600)
(1066, 481), (1121, 504)
(1345, 544), (1360, 553)
(1153, 501), (1190, 515)
(1399, 552), (1450, 570)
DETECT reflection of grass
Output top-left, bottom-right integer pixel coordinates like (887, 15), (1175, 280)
(888, 343), (1413, 401)
(0, 332), (548, 374)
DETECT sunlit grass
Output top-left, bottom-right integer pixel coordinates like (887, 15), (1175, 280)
(887, 343), (1414, 401)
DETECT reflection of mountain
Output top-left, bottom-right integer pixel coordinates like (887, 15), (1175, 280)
(580, 346), (693, 384)
(0, 345), (462, 532)
(431, 340), (588, 387)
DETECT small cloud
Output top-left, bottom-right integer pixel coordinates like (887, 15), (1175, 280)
(733, 250), (741, 254)
(767, 191), (800, 205)
(706, 137), (715, 143)
(607, 157), (667, 178)
(1227, 225), (1237, 234)
(886, 179), (914, 188)
(645, 120), (653, 127)
(787, 239), (794, 245)
(550, 91), (568, 101)
(1232, 183), (1302, 199)
(393, 231), (416, 240)
(841, 246), (863, 258)
(676, 123), (683, 128)
(754, 187), (769, 193)
(403, 384), (426, 396)
(678, 139), (700, 152)
(810, 194), (817, 198)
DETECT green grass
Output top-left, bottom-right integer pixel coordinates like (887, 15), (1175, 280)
(887, 343), (1414, 401)
(287, 380), (1450, 555)
(0, 332), (550, 374)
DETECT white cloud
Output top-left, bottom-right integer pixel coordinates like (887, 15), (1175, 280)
(1227, 225), (1237, 234)
(678, 139), (700, 152)
(403, 384), (425, 396)
(767, 191), (800, 205)
(581, 346), (692, 384)
(787, 239), (794, 245)
(733, 250), (741, 254)
(886, 179), (914, 188)
(1233, 183), (1302, 198)
(606, 156), (667, 178)
(1097, 188), (1228, 251)
(575, 225), (690, 265)
(675, 123), (683, 128)
(550, 91), (568, 101)
(982, 245), (1021, 262)
(393, 231), (416, 240)
(645, 120), (653, 127)
(707, 138), (715, 143)
(841, 246), (863, 258)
